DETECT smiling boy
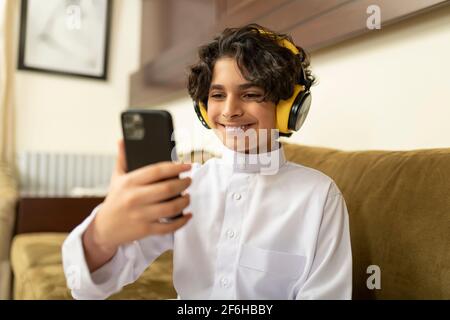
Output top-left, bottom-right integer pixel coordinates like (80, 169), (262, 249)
(62, 24), (352, 300)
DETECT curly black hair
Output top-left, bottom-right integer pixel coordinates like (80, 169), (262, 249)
(187, 23), (315, 106)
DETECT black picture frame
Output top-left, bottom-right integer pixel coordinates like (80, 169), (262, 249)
(18, 0), (112, 80)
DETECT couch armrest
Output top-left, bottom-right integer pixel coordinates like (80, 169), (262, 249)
(14, 197), (104, 236)
(0, 162), (19, 300)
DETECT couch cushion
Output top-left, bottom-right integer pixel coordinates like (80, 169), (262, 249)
(11, 233), (177, 300)
(283, 143), (450, 299)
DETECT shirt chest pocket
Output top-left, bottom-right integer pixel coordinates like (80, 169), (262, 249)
(237, 244), (306, 299)
(239, 244), (306, 279)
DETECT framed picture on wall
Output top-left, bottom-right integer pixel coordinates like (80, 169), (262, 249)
(18, 0), (112, 80)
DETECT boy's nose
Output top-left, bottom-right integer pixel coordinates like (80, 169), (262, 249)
(222, 96), (244, 119)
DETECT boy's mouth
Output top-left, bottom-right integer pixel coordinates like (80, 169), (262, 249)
(217, 123), (256, 132)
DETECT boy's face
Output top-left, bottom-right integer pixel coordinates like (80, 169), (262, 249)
(207, 57), (278, 153)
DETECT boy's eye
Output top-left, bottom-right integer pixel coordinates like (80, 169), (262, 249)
(242, 93), (263, 101)
(210, 93), (225, 99)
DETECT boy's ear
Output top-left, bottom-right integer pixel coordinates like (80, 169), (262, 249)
(193, 100), (213, 129)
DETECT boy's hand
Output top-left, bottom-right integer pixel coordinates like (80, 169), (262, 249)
(82, 139), (192, 271)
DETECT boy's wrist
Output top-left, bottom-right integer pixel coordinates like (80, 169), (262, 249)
(82, 215), (118, 264)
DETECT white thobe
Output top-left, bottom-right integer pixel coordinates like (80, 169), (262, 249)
(62, 145), (352, 300)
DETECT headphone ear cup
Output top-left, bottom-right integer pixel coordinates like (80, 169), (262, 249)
(194, 101), (212, 129)
(288, 90), (312, 131)
(276, 84), (305, 135)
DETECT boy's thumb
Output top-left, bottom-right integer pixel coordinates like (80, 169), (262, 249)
(114, 139), (127, 175)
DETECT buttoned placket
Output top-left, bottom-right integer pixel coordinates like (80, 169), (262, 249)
(209, 172), (251, 299)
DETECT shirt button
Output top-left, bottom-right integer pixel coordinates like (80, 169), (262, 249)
(233, 193), (242, 201)
(226, 229), (235, 239)
(220, 277), (230, 288)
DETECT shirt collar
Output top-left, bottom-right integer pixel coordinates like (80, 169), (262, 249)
(220, 143), (286, 175)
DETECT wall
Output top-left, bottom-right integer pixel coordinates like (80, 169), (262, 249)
(15, 0), (141, 155)
(294, 4), (450, 151)
(152, 4), (450, 153)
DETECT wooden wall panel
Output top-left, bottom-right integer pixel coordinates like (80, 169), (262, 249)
(216, 0), (291, 30)
(130, 0), (450, 106)
(255, 0), (351, 34)
(288, 0), (450, 51)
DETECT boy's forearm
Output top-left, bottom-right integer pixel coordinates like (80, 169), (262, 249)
(82, 218), (118, 273)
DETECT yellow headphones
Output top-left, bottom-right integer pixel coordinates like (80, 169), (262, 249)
(193, 31), (312, 137)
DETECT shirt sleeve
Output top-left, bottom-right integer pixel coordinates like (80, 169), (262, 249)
(61, 204), (173, 300)
(295, 184), (353, 300)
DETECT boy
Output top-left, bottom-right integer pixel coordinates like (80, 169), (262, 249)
(62, 24), (352, 299)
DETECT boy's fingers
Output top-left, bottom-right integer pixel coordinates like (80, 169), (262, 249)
(127, 162), (192, 186)
(133, 178), (191, 204)
(149, 194), (190, 219)
(151, 213), (193, 234)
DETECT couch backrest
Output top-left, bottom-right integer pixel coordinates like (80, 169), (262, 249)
(283, 143), (450, 299)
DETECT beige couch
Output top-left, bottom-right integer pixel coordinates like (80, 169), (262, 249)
(0, 162), (19, 300)
(9, 143), (450, 299)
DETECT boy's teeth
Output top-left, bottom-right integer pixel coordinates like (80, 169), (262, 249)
(225, 125), (247, 130)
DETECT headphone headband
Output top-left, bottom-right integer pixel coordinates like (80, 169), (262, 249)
(256, 28), (311, 90)
(255, 29), (299, 55)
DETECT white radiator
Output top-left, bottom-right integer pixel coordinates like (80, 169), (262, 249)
(17, 152), (116, 197)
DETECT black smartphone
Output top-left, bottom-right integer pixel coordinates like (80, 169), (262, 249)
(121, 109), (183, 222)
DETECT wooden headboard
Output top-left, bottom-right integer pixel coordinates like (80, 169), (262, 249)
(130, 0), (450, 106)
